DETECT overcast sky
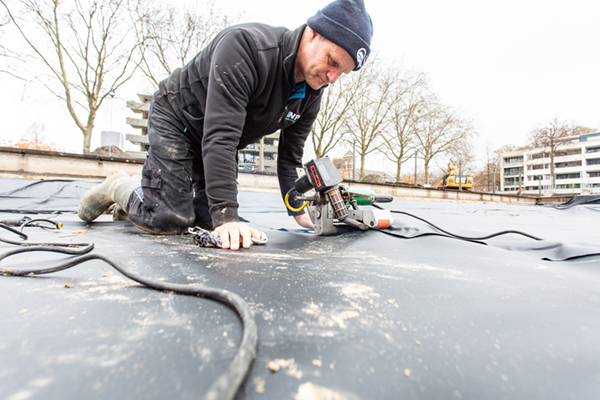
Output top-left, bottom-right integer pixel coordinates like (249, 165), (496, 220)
(1, 0), (598, 171)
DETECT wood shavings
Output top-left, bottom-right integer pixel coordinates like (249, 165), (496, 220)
(266, 361), (280, 372)
(265, 358), (302, 379)
(254, 377), (265, 393)
(295, 382), (346, 400)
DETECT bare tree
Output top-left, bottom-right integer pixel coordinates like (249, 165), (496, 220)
(311, 76), (360, 159)
(486, 143), (514, 191)
(0, 11), (24, 80)
(568, 123), (596, 136)
(414, 103), (474, 184)
(475, 142), (498, 192)
(1, 0), (145, 152)
(528, 118), (574, 187)
(345, 62), (398, 178)
(24, 122), (52, 147)
(379, 71), (427, 182)
(473, 144), (523, 192)
(136, 0), (241, 87)
(448, 131), (477, 173)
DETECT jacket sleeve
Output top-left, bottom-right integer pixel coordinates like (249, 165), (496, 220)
(277, 96), (322, 216)
(200, 31), (258, 227)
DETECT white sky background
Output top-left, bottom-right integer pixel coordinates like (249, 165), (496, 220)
(1, 0), (599, 174)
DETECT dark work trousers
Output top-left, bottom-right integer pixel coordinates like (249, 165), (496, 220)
(126, 100), (212, 235)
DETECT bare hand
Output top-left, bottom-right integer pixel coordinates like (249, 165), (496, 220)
(213, 222), (262, 250)
(294, 213), (315, 229)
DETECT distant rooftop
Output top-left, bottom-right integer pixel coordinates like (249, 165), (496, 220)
(579, 132), (600, 142)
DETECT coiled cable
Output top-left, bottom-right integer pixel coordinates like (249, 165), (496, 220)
(0, 222), (257, 400)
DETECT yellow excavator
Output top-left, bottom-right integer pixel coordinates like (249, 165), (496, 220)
(442, 160), (473, 190)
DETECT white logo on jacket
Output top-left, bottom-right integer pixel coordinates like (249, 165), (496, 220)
(286, 111), (301, 122)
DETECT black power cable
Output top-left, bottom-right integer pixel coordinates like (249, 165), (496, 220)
(372, 204), (543, 242)
(0, 223), (93, 250)
(0, 216), (62, 231)
(0, 222), (257, 400)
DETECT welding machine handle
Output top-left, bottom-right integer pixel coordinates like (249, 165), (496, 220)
(373, 194), (394, 203)
(348, 189), (393, 205)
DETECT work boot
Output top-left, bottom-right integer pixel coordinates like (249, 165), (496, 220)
(112, 204), (129, 221)
(113, 175), (141, 215)
(78, 171), (129, 222)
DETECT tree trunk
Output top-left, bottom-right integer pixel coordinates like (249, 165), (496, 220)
(360, 153), (366, 178)
(316, 142), (323, 159)
(259, 137), (264, 171)
(550, 152), (555, 188)
(82, 108), (97, 153)
(83, 125), (93, 153)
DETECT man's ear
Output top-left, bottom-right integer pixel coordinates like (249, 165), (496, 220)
(306, 26), (319, 42)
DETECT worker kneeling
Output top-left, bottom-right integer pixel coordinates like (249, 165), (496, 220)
(77, 0), (374, 250)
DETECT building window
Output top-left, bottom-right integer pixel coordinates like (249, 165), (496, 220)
(556, 173), (580, 180)
(556, 183), (581, 189)
(504, 176), (523, 186)
(504, 156), (523, 165)
(530, 152), (549, 160)
(531, 164), (545, 170)
(555, 161), (582, 168)
(555, 148), (582, 157)
(504, 167), (522, 176)
(587, 158), (600, 166)
(588, 171), (600, 178)
(586, 146), (600, 153)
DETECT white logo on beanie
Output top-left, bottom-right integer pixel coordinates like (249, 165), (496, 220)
(356, 48), (368, 69)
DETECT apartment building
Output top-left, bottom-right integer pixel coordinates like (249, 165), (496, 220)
(238, 131), (280, 173)
(500, 132), (600, 195)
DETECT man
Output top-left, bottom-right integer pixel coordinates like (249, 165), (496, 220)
(78, 0), (373, 250)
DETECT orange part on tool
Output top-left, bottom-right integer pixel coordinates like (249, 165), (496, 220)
(376, 220), (391, 229)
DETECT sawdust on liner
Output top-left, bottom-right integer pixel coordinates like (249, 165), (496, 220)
(254, 377), (265, 393)
(294, 382), (347, 400)
(265, 358), (302, 379)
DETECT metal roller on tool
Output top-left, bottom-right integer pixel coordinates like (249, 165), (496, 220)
(285, 156), (394, 235)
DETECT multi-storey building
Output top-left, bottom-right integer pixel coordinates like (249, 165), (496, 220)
(125, 93), (152, 159)
(124, 93), (282, 167)
(238, 131), (280, 173)
(500, 132), (600, 195)
(333, 151), (354, 179)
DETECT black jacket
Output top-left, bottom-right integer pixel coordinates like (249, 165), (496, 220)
(154, 23), (323, 226)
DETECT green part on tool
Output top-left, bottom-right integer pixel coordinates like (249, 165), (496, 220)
(348, 188), (375, 205)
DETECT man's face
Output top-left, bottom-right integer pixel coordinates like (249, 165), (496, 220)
(298, 31), (355, 90)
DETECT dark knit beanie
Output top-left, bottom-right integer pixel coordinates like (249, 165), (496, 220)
(307, 0), (373, 71)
